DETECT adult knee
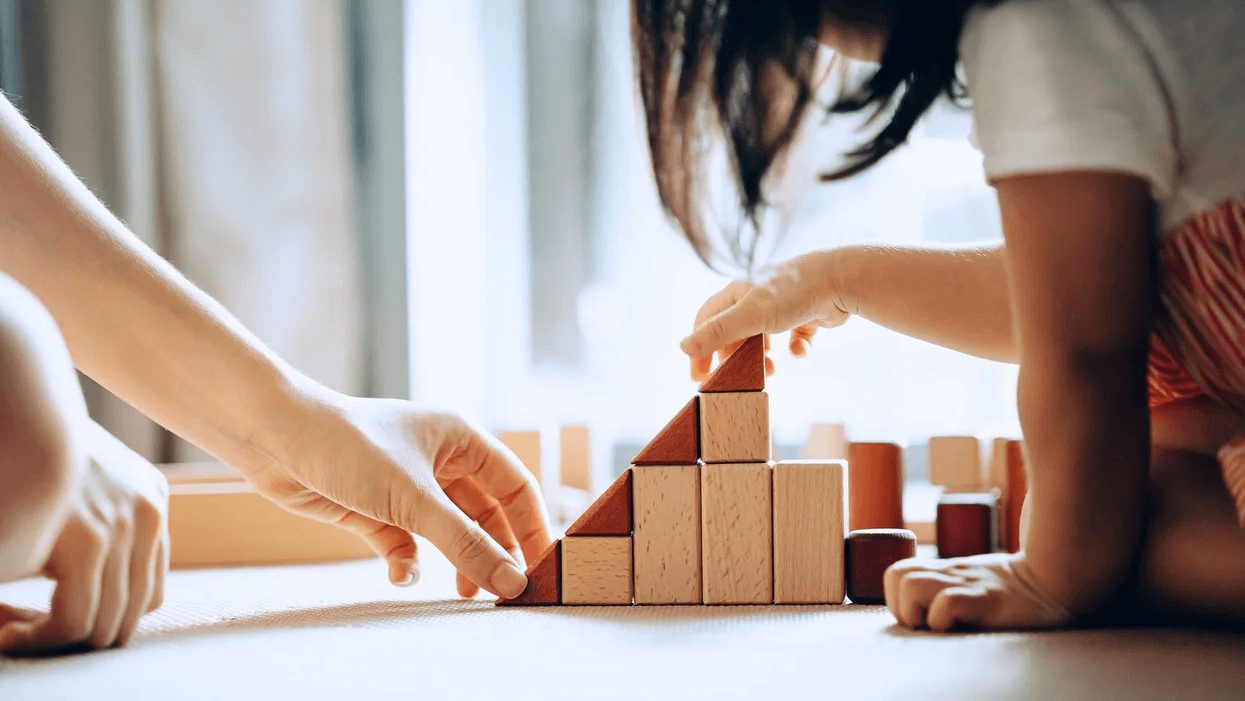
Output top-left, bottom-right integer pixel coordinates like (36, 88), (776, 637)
(0, 273), (85, 580)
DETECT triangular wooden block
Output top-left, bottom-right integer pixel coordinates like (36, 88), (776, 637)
(496, 540), (561, 606)
(632, 397), (699, 465)
(566, 469), (632, 536)
(699, 334), (765, 393)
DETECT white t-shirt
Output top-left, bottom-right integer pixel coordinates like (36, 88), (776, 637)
(960, 0), (1245, 236)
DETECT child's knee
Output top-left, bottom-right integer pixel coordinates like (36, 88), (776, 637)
(0, 273), (85, 579)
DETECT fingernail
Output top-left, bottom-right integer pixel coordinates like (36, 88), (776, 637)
(490, 561), (528, 599)
(391, 561), (420, 587)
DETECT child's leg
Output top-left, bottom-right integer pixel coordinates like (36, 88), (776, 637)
(0, 272), (85, 582)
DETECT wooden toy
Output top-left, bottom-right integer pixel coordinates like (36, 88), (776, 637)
(773, 460), (845, 604)
(699, 333), (765, 393)
(701, 462), (773, 604)
(936, 492), (997, 558)
(845, 529), (917, 604)
(499, 429), (542, 483)
(633, 464), (702, 604)
(700, 391), (770, 463)
(565, 468), (632, 536)
(562, 536), (633, 605)
(986, 437), (1010, 491)
(847, 442), (904, 531)
(902, 520), (935, 545)
(804, 422), (848, 460)
(497, 540), (561, 606)
(559, 425), (593, 492)
(1005, 440), (1027, 553)
(927, 435), (981, 491)
(632, 397), (699, 465)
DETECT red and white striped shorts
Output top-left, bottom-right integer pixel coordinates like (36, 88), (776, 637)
(1147, 196), (1245, 522)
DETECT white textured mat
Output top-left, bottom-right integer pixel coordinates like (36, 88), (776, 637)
(2, 546), (1245, 701)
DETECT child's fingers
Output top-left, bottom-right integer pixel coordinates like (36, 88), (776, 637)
(926, 586), (991, 632)
(789, 325), (819, 357)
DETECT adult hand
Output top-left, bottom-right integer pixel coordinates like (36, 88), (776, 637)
(0, 420), (169, 654)
(681, 249), (851, 380)
(884, 552), (1074, 632)
(242, 392), (552, 600)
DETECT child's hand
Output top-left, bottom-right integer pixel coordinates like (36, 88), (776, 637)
(682, 249), (851, 381)
(884, 552), (1075, 631)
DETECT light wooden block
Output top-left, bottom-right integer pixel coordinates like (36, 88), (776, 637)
(633, 464), (702, 604)
(700, 391), (770, 464)
(773, 460), (845, 604)
(903, 520), (936, 545)
(804, 423), (848, 460)
(986, 437), (1011, 491)
(928, 436), (981, 491)
(701, 462), (773, 604)
(500, 430), (542, 483)
(562, 536), (632, 605)
(559, 425), (592, 491)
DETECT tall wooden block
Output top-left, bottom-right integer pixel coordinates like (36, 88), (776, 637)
(701, 463), (773, 604)
(700, 392), (770, 464)
(699, 334), (765, 393)
(936, 492), (997, 558)
(560, 425), (592, 491)
(986, 437), (1011, 491)
(1005, 440), (1027, 553)
(805, 423), (848, 460)
(633, 464), (701, 604)
(847, 442), (904, 531)
(499, 430), (542, 483)
(928, 436), (981, 491)
(565, 469), (632, 536)
(773, 460), (845, 604)
(562, 536), (632, 605)
(496, 541), (561, 606)
(845, 529), (917, 604)
(633, 397), (699, 465)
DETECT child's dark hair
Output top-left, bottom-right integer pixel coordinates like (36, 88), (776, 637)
(632, 0), (997, 270)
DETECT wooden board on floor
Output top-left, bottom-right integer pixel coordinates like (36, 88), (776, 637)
(701, 462), (772, 604)
(633, 464), (701, 604)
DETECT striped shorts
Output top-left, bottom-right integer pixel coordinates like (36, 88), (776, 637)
(1147, 196), (1245, 522)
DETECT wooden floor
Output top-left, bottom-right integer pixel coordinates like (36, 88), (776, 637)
(2, 545), (1244, 700)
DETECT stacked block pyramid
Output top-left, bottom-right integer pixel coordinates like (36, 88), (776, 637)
(498, 335), (850, 606)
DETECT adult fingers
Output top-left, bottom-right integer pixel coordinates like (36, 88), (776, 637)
(415, 493), (526, 599)
(116, 503), (163, 646)
(147, 530), (168, 613)
(334, 506), (420, 586)
(89, 520), (132, 649)
(443, 477), (521, 599)
(0, 522), (107, 653)
(926, 586), (992, 632)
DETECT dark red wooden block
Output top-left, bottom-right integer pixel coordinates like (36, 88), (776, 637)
(699, 334), (765, 393)
(632, 397), (699, 465)
(565, 469), (633, 536)
(845, 529), (917, 604)
(496, 540), (561, 606)
(936, 492), (998, 558)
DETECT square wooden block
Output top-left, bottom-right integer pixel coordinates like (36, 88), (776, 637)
(773, 460), (845, 604)
(633, 464), (701, 604)
(700, 392), (770, 464)
(927, 436), (981, 491)
(562, 536), (632, 605)
(701, 463), (773, 604)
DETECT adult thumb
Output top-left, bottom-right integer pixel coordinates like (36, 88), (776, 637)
(419, 495), (527, 599)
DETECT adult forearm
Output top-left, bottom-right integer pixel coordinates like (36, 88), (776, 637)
(836, 243), (1015, 362)
(1017, 354), (1150, 613)
(0, 98), (307, 471)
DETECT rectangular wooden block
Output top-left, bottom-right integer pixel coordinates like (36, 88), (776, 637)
(559, 425), (592, 491)
(701, 462), (773, 604)
(928, 436), (981, 491)
(700, 392), (770, 464)
(562, 536), (632, 605)
(804, 423), (848, 460)
(500, 430), (542, 483)
(633, 464), (702, 604)
(773, 460), (845, 604)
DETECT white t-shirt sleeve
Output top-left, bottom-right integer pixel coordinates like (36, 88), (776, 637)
(960, 0), (1176, 199)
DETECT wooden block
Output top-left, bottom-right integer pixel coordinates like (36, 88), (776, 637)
(633, 397), (699, 465)
(500, 430), (542, 483)
(903, 520), (936, 545)
(496, 540), (561, 606)
(633, 464), (701, 604)
(1005, 440), (1027, 553)
(847, 442), (904, 531)
(804, 423), (848, 460)
(699, 334), (765, 393)
(701, 462), (773, 604)
(773, 460), (845, 604)
(562, 536), (633, 605)
(936, 492), (998, 558)
(928, 436), (981, 491)
(565, 468), (632, 536)
(845, 529), (917, 604)
(559, 425), (592, 492)
(700, 392), (770, 464)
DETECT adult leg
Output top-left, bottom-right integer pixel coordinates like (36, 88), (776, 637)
(0, 272), (86, 582)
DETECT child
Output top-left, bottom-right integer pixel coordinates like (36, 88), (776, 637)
(633, 0), (1245, 630)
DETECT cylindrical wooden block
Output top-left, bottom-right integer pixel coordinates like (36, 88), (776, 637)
(1005, 440), (1027, 553)
(847, 442), (904, 532)
(936, 493), (997, 558)
(845, 529), (917, 604)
